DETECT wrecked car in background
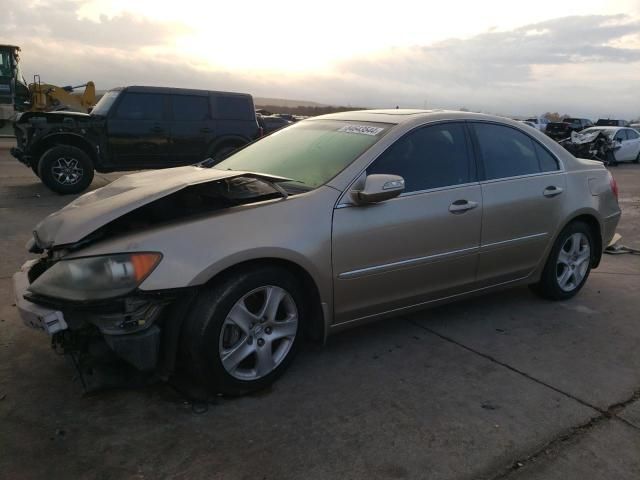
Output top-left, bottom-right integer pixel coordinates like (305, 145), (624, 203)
(13, 110), (621, 396)
(559, 127), (640, 166)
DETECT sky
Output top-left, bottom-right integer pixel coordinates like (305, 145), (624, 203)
(2, 0), (640, 118)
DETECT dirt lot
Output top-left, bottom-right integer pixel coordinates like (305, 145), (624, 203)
(1, 138), (639, 480)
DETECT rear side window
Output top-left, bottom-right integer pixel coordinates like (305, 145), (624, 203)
(171, 95), (209, 121)
(115, 93), (164, 121)
(473, 123), (558, 179)
(367, 122), (473, 192)
(214, 95), (253, 120)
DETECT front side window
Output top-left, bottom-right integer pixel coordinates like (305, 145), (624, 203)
(627, 129), (639, 140)
(367, 122), (473, 192)
(473, 123), (558, 180)
(115, 93), (164, 121)
(216, 120), (391, 190)
(171, 95), (209, 121)
(614, 130), (628, 142)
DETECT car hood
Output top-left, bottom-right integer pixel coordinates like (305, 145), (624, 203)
(33, 166), (291, 248)
(17, 110), (92, 124)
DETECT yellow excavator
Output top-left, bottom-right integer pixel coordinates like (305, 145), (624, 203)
(0, 44), (96, 126)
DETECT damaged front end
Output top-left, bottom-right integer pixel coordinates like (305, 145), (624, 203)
(13, 166), (295, 392)
(558, 130), (619, 165)
(13, 254), (195, 391)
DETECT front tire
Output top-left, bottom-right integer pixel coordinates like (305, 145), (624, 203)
(38, 145), (94, 194)
(531, 221), (594, 300)
(181, 266), (304, 396)
(633, 151), (639, 164)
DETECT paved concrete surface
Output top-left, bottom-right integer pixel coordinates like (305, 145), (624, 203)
(0, 138), (639, 479)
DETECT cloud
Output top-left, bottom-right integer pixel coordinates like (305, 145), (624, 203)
(2, 0), (639, 119)
(1, 0), (189, 49)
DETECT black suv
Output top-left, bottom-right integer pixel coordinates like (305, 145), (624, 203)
(546, 118), (593, 140)
(11, 86), (262, 193)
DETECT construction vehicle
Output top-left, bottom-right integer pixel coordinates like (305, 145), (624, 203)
(0, 44), (96, 126)
(0, 44), (28, 126)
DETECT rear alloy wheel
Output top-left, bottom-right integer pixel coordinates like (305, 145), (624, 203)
(38, 145), (94, 194)
(181, 266), (304, 396)
(531, 221), (594, 300)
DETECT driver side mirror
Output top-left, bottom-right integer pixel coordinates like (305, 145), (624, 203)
(351, 174), (405, 205)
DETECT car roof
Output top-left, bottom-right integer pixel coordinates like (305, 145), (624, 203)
(111, 85), (252, 97)
(314, 109), (518, 126)
(584, 126), (621, 131)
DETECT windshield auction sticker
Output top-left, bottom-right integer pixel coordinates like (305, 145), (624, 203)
(338, 125), (384, 136)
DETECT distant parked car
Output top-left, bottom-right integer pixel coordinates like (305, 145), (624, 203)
(595, 119), (629, 127)
(546, 118), (593, 140)
(524, 117), (550, 131)
(259, 115), (292, 134)
(580, 126), (640, 164)
(11, 86), (262, 194)
(14, 110), (620, 396)
(519, 120), (537, 129)
(275, 113), (298, 122)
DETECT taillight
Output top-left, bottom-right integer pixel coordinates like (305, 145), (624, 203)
(609, 172), (619, 200)
(258, 127), (264, 137)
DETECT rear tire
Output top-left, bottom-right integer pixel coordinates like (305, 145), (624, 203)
(531, 221), (594, 300)
(180, 266), (304, 396)
(38, 145), (94, 194)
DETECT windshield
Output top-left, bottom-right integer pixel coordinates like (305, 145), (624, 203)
(215, 120), (392, 189)
(91, 90), (120, 116)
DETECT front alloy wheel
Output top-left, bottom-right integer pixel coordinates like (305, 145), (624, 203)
(220, 286), (298, 380)
(51, 157), (84, 186)
(181, 266), (304, 396)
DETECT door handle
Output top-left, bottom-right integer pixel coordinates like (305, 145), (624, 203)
(449, 199), (478, 213)
(543, 186), (564, 197)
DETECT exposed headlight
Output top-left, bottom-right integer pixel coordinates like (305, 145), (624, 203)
(28, 253), (162, 301)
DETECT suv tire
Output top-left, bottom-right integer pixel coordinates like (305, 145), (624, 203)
(181, 266), (304, 396)
(38, 145), (94, 194)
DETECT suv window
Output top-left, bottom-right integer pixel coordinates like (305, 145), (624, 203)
(627, 129), (640, 140)
(115, 93), (164, 121)
(214, 95), (253, 120)
(473, 123), (558, 179)
(171, 95), (209, 121)
(367, 122), (473, 192)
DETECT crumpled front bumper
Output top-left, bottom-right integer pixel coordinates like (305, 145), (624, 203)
(13, 261), (68, 335)
(13, 260), (164, 373)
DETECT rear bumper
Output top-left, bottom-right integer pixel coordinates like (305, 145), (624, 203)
(603, 211), (622, 248)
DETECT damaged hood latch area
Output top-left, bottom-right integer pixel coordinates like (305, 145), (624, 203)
(32, 166), (293, 250)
